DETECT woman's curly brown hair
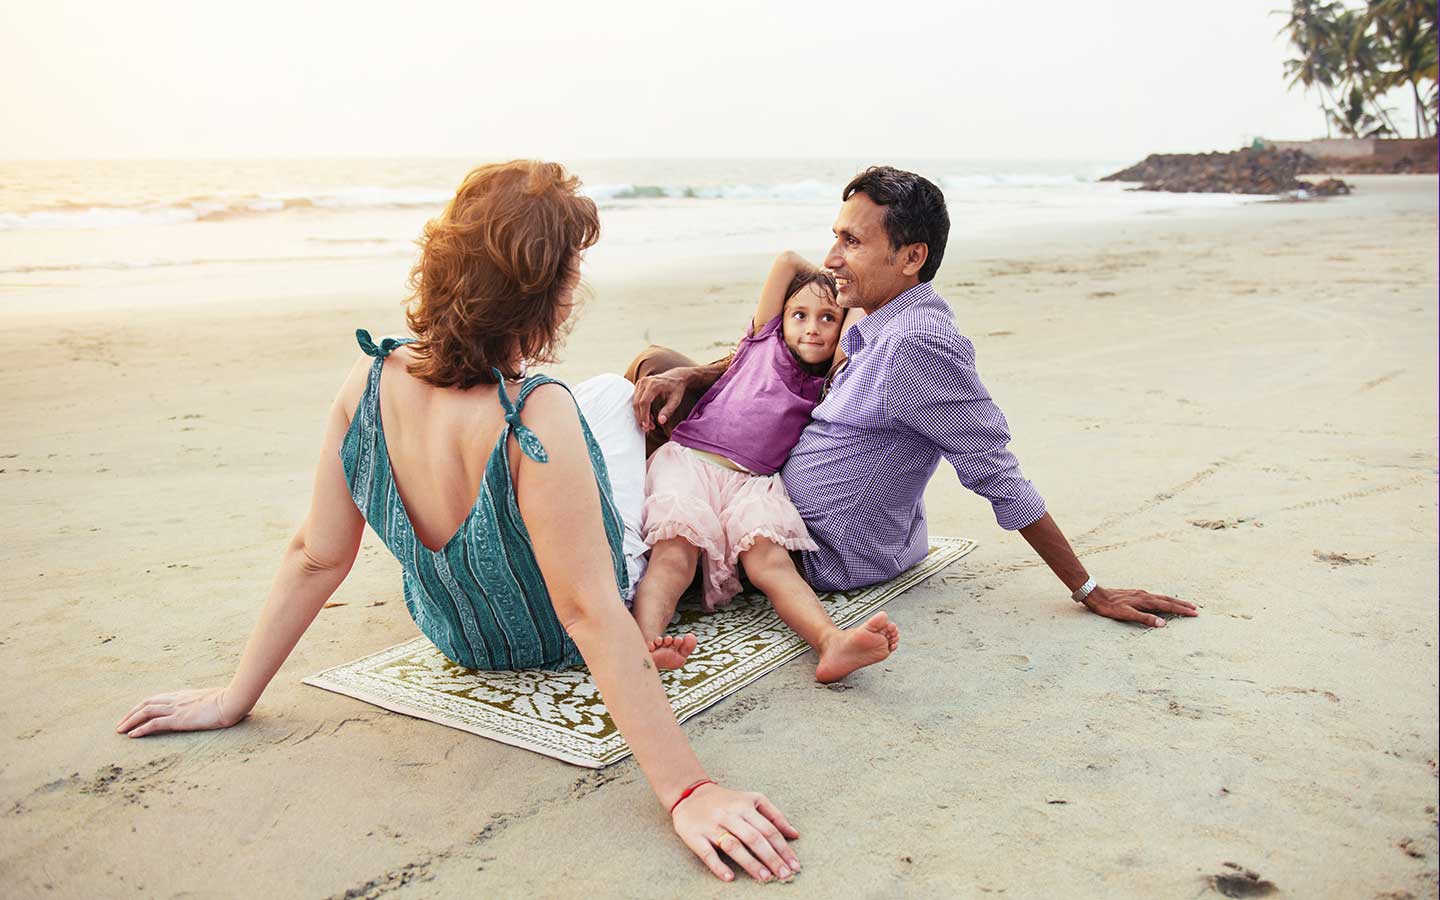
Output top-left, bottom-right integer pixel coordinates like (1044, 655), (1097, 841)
(404, 160), (600, 388)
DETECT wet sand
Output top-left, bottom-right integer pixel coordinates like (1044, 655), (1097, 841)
(2, 175), (1436, 898)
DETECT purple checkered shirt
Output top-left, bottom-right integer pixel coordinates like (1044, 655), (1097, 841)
(780, 281), (1047, 591)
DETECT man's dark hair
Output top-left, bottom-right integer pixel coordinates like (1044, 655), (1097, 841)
(842, 166), (949, 283)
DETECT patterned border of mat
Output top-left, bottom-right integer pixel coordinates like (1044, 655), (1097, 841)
(304, 536), (977, 767)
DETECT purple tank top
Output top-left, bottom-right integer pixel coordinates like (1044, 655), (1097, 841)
(670, 314), (826, 475)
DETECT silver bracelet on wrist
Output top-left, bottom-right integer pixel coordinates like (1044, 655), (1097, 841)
(1071, 577), (1098, 604)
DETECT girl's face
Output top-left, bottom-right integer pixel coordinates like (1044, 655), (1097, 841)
(782, 283), (843, 366)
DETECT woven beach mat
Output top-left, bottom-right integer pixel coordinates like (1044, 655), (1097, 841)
(304, 536), (977, 767)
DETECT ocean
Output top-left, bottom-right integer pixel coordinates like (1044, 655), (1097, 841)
(0, 158), (1269, 299)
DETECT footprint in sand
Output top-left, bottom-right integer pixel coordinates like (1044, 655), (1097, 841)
(1210, 863), (1277, 897)
(1313, 550), (1375, 567)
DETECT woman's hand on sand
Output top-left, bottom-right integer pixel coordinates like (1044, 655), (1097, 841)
(671, 783), (801, 883)
(115, 687), (245, 738)
(1084, 586), (1198, 628)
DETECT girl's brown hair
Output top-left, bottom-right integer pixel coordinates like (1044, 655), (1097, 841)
(783, 270), (838, 307)
(404, 160), (600, 388)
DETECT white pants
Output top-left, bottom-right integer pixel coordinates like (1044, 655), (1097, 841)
(571, 373), (648, 600)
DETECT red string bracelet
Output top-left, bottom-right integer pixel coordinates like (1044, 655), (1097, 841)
(669, 779), (716, 815)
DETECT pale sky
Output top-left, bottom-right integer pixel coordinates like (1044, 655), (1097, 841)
(0, 0), (1397, 161)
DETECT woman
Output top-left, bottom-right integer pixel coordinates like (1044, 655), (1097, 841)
(115, 160), (800, 884)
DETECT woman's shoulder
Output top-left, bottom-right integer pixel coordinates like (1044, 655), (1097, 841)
(332, 352), (379, 424)
(513, 378), (582, 436)
(510, 379), (598, 486)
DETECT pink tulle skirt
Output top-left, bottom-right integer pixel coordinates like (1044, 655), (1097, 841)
(641, 442), (817, 610)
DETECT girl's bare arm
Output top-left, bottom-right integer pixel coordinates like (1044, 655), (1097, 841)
(751, 251), (816, 332)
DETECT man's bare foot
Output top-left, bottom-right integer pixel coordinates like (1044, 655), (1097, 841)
(647, 633), (698, 669)
(814, 612), (900, 684)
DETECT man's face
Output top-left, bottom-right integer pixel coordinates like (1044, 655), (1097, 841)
(823, 192), (912, 312)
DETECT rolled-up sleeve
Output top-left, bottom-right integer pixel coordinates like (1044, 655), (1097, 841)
(884, 333), (1046, 530)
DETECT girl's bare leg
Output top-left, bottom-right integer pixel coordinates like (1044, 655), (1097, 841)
(631, 536), (700, 668)
(738, 538), (899, 683)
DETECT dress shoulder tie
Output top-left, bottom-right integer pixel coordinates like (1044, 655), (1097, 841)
(494, 368), (549, 463)
(355, 328), (415, 358)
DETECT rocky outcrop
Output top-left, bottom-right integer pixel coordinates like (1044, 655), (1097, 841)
(1100, 148), (1351, 195)
(1305, 178), (1352, 196)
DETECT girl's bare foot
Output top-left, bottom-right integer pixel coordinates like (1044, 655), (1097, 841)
(647, 633), (698, 669)
(814, 612), (899, 684)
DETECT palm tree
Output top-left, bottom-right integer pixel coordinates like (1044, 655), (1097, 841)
(1364, 0), (1438, 137)
(1334, 7), (1401, 135)
(1278, 0), (1346, 135)
(1329, 85), (1393, 136)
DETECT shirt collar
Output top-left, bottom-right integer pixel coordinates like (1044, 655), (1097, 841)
(841, 281), (937, 356)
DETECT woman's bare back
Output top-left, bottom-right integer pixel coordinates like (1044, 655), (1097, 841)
(372, 348), (521, 552)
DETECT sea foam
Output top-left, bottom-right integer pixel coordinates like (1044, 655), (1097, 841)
(0, 186), (452, 231)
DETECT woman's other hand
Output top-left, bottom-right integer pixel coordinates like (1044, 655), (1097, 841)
(115, 687), (245, 738)
(671, 783), (801, 882)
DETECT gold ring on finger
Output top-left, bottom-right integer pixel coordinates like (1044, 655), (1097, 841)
(716, 832), (737, 851)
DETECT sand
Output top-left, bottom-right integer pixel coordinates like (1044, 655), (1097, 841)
(2, 175), (1436, 899)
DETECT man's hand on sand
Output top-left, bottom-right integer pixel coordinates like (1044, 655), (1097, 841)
(632, 369), (691, 433)
(1082, 586), (1197, 628)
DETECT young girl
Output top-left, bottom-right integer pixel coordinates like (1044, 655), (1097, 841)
(632, 252), (900, 683)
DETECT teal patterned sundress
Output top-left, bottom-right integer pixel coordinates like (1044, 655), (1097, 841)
(339, 330), (630, 670)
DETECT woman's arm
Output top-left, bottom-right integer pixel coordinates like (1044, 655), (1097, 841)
(517, 385), (801, 883)
(751, 251), (815, 332)
(116, 362), (370, 737)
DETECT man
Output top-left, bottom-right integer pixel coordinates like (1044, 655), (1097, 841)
(628, 166), (1195, 627)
